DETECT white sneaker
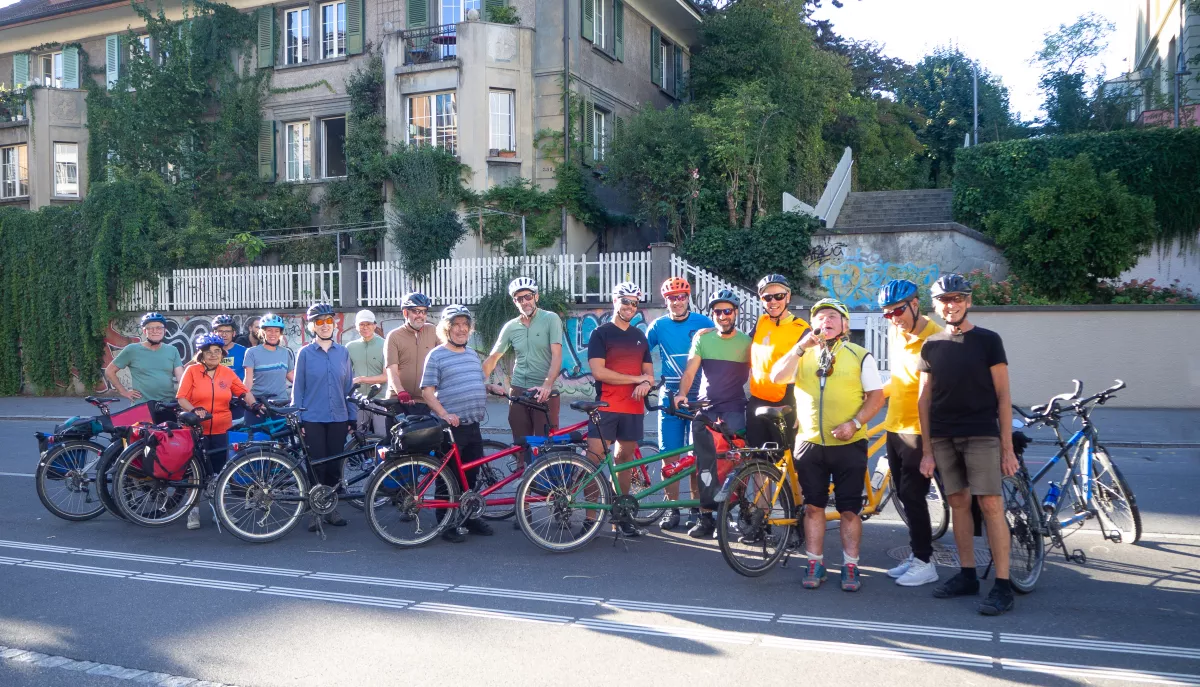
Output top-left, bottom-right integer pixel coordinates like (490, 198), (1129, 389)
(887, 554), (914, 579)
(896, 558), (939, 587)
(186, 506), (200, 530)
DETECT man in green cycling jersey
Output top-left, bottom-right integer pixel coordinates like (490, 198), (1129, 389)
(105, 312), (184, 422)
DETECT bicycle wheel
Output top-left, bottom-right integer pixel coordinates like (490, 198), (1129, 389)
(95, 440), (133, 520)
(215, 448), (308, 543)
(515, 451), (612, 553)
(1091, 446), (1141, 544)
(112, 447), (202, 527)
(629, 441), (667, 525)
(365, 456), (460, 547)
(717, 461), (795, 577)
(895, 471), (950, 541)
(1002, 474), (1045, 594)
(477, 439), (520, 520)
(341, 433), (384, 511)
(35, 440), (106, 521)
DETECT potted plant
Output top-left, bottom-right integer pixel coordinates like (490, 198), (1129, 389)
(488, 5), (520, 24)
(498, 149), (517, 158)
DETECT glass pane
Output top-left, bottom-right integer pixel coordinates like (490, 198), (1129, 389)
(441, 0), (461, 24)
(338, 3), (346, 55)
(54, 143), (78, 196)
(302, 9), (310, 59)
(322, 5), (335, 58)
(302, 122), (311, 180)
(436, 93), (457, 154)
(408, 96), (432, 146)
(323, 118), (347, 177)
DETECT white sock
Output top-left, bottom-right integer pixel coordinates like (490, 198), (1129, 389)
(844, 553), (860, 567)
(806, 551), (823, 563)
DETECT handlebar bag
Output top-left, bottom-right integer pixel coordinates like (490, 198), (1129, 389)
(392, 415), (443, 454)
(143, 423), (195, 480)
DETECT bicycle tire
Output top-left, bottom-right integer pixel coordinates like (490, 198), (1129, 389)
(1002, 473), (1045, 594)
(515, 450), (612, 553)
(365, 455), (461, 548)
(477, 439), (520, 520)
(35, 440), (106, 522)
(341, 433), (384, 511)
(1090, 445), (1142, 544)
(629, 441), (667, 525)
(717, 461), (795, 577)
(894, 471), (950, 542)
(215, 448), (308, 543)
(95, 439), (134, 520)
(112, 447), (202, 527)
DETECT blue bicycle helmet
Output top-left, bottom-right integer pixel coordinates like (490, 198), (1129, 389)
(140, 312), (167, 328)
(211, 314), (234, 328)
(193, 333), (224, 351)
(756, 274), (790, 295)
(707, 288), (742, 311)
(877, 279), (919, 309)
(260, 313), (286, 330)
(401, 292), (432, 309)
(306, 303), (336, 321)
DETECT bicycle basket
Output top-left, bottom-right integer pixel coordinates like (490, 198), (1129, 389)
(392, 415), (443, 454)
(143, 423), (195, 480)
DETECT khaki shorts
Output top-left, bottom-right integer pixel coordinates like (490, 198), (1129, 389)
(931, 436), (1002, 496)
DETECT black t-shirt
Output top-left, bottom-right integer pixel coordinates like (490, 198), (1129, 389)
(917, 326), (1008, 437)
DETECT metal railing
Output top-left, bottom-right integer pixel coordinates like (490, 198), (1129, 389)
(401, 24), (459, 65)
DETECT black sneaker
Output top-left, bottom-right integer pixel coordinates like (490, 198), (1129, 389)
(659, 508), (681, 531)
(682, 509), (699, 529)
(688, 514), (716, 539)
(579, 519), (597, 537)
(616, 521), (642, 537)
(464, 518), (493, 536)
(933, 571), (981, 598)
(978, 585), (1015, 616)
(442, 527), (467, 543)
(324, 510), (347, 527)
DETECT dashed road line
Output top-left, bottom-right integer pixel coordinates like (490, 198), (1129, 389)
(761, 635), (995, 669)
(604, 598), (775, 622)
(17, 559), (136, 578)
(0, 643), (242, 686)
(778, 614), (992, 642)
(1001, 658), (1200, 686)
(305, 571), (452, 591)
(72, 549), (188, 565)
(133, 572), (263, 592)
(412, 601), (574, 625)
(450, 584), (603, 606)
(1001, 633), (1200, 661)
(0, 471), (33, 478)
(574, 618), (757, 645)
(258, 586), (413, 610)
(181, 559), (310, 577)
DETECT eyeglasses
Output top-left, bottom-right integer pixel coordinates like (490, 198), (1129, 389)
(935, 294), (968, 304)
(882, 304), (908, 320)
(313, 316), (335, 326)
(215, 327), (234, 335)
(712, 307), (737, 317)
(760, 292), (789, 303)
(143, 326), (166, 333)
(405, 308), (428, 316)
(202, 348), (223, 356)
(513, 293), (535, 304)
(665, 294), (689, 303)
(618, 298), (640, 307)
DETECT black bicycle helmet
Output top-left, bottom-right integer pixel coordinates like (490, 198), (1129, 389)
(211, 314), (235, 328)
(757, 274), (790, 295)
(306, 302), (336, 320)
(401, 292), (432, 309)
(930, 273), (973, 298)
(707, 288), (742, 311)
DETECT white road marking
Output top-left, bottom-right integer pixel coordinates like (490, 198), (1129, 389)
(181, 559), (309, 577)
(0, 555), (27, 565)
(761, 635), (994, 669)
(18, 560), (136, 578)
(1002, 658), (1200, 686)
(778, 614), (992, 642)
(72, 549), (187, 565)
(604, 598), (775, 622)
(258, 586), (413, 610)
(305, 571), (452, 591)
(0, 538), (79, 554)
(0, 471), (33, 478)
(133, 572), (263, 592)
(411, 601), (573, 625)
(450, 584), (603, 606)
(0, 643), (244, 686)
(575, 618), (757, 645)
(1001, 633), (1200, 660)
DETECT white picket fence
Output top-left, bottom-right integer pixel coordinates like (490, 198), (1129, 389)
(357, 252), (653, 307)
(119, 264), (339, 311)
(669, 254), (764, 330)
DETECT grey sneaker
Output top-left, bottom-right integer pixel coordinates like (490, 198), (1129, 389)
(186, 506), (200, 530)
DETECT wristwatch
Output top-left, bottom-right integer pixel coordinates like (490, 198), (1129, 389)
(851, 417), (862, 430)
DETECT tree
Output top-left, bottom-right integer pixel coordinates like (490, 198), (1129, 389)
(1031, 13), (1133, 135)
(693, 82), (782, 228)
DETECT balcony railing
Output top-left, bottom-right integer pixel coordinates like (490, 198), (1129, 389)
(401, 23), (459, 66)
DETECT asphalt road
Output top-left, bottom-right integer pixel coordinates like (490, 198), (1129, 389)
(1, 417), (1198, 687)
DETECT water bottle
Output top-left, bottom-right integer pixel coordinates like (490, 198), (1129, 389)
(870, 462), (889, 491)
(1041, 481), (1062, 514)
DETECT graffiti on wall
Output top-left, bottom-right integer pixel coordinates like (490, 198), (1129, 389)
(557, 310), (651, 396)
(806, 242), (848, 269)
(817, 248), (938, 308)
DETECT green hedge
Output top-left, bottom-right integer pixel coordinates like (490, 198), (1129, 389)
(953, 128), (1200, 242)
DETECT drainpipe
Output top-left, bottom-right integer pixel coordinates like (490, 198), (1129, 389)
(561, 0), (570, 256)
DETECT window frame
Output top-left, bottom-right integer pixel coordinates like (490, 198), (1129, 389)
(406, 91), (458, 155)
(284, 6), (312, 65)
(660, 39), (672, 94)
(489, 89), (515, 153)
(592, 106), (609, 163)
(321, 116), (347, 178)
(53, 142), (80, 197)
(41, 52), (64, 89)
(1, 144), (29, 199)
(320, 1), (347, 59)
(284, 120), (312, 182)
(594, 0), (606, 50)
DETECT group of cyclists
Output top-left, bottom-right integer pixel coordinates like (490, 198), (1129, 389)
(107, 268), (1018, 616)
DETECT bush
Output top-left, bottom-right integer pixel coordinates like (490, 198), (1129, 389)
(472, 273), (571, 354)
(983, 155), (1156, 302)
(681, 212), (817, 289)
(965, 270), (1051, 306)
(1095, 278), (1199, 305)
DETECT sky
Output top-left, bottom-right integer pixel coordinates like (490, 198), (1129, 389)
(812, 0), (1135, 121)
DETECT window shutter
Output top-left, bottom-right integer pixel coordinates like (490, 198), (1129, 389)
(673, 45), (682, 98)
(105, 36), (123, 89)
(650, 27), (662, 86)
(582, 99), (595, 167)
(613, 0), (624, 61)
(12, 53), (28, 88)
(484, 0), (505, 21)
(62, 46), (79, 89)
(347, 0), (364, 55)
(257, 7), (275, 68)
(259, 120), (276, 181)
(614, 114), (624, 148)
(581, 0), (594, 42)
(407, 0), (428, 28)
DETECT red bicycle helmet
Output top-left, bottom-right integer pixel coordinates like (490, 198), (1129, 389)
(660, 277), (692, 297)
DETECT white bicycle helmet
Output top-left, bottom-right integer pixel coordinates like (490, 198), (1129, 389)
(440, 304), (472, 323)
(508, 276), (539, 297)
(612, 282), (643, 300)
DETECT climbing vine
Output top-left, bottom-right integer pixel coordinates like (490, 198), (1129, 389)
(322, 52), (388, 251)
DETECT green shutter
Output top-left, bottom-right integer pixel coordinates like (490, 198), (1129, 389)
(62, 46), (79, 89)
(259, 120), (276, 181)
(257, 7), (275, 68)
(673, 45), (682, 98)
(582, 99), (595, 166)
(105, 35), (121, 89)
(407, 0), (428, 28)
(581, 0), (594, 42)
(650, 27), (662, 86)
(12, 53), (28, 88)
(347, 0), (364, 55)
(484, 0), (505, 21)
(613, 0), (624, 61)
(614, 114), (624, 147)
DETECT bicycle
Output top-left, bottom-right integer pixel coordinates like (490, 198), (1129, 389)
(1003, 379), (1138, 593)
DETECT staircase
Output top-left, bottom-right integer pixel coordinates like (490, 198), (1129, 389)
(834, 189), (953, 229)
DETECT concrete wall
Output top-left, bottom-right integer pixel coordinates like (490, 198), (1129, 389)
(1120, 236), (1200, 293)
(969, 306), (1200, 409)
(807, 223), (1006, 309)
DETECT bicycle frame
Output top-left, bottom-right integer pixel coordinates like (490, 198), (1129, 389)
(1027, 425), (1096, 529)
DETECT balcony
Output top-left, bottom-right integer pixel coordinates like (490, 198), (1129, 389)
(401, 24), (460, 67)
(1136, 104), (1199, 128)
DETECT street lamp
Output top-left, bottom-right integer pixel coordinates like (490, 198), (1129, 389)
(468, 206), (529, 258)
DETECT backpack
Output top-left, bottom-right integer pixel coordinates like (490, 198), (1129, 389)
(142, 423), (196, 480)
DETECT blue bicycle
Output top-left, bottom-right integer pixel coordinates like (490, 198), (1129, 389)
(1003, 379), (1141, 592)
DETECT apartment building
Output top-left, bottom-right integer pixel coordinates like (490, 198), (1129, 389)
(1126, 0), (1199, 125)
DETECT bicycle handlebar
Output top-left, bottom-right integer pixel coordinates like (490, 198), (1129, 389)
(1016, 378), (1125, 425)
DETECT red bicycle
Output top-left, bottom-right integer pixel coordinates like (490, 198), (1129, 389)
(361, 390), (661, 547)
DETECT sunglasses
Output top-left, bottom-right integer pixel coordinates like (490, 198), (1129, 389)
(760, 292), (789, 303)
(513, 293), (535, 304)
(935, 294), (968, 304)
(882, 304), (908, 319)
(712, 307), (737, 317)
(665, 294), (689, 303)
(405, 308), (428, 315)
(313, 316), (335, 326)
(618, 298), (640, 307)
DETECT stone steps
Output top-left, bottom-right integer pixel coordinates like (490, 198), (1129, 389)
(836, 189), (953, 228)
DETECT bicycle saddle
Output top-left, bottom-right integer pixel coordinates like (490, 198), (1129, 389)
(755, 406), (791, 419)
(178, 411), (204, 427)
(86, 396), (121, 405)
(570, 400), (609, 412)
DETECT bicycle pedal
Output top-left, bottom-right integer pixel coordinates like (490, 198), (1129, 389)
(1069, 548), (1087, 564)
(1107, 530), (1123, 544)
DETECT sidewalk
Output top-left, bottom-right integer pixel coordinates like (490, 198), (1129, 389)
(2, 395), (1197, 447)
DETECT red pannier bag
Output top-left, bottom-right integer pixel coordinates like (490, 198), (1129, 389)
(108, 401), (154, 428)
(143, 423), (195, 480)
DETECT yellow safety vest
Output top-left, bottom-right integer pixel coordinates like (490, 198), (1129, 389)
(793, 340), (869, 446)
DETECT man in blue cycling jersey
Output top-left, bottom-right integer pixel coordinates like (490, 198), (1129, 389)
(645, 276), (713, 531)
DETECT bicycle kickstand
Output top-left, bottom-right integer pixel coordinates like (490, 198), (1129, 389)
(610, 522), (633, 553)
(207, 501), (223, 535)
(310, 513), (327, 541)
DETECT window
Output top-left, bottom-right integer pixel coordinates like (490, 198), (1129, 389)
(489, 90), (515, 152)
(285, 8), (311, 65)
(320, 1), (346, 59)
(139, 35), (152, 56)
(592, 107), (609, 163)
(322, 117), (346, 177)
(661, 40), (672, 94)
(41, 52), (63, 88)
(438, 1), (479, 58)
(1, 145), (28, 199)
(407, 92), (458, 154)
(285, 121), (312, 181)
(594, 0), (606, 50)
(54, 143), (79, 197)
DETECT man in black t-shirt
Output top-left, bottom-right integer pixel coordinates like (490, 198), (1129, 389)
(917, 273), (1019, 616)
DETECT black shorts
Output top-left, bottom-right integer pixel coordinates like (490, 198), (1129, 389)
(587, 412), (644, 443)
(795, 439), (868, 514)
